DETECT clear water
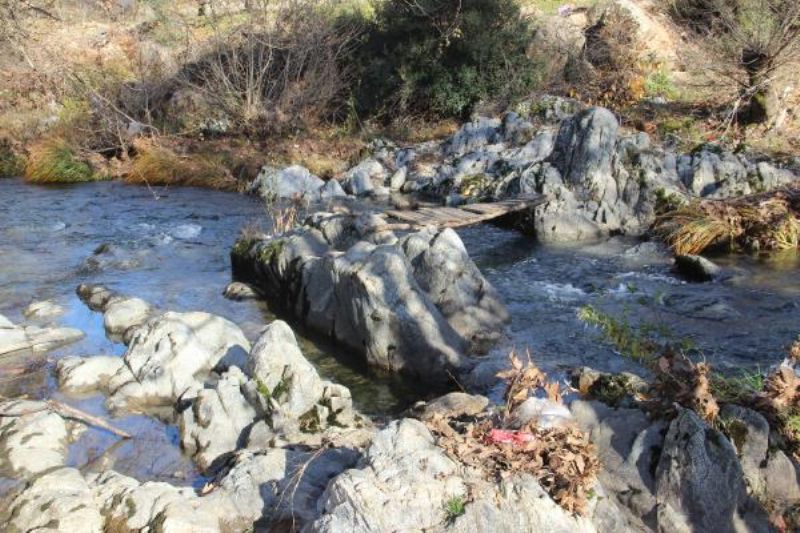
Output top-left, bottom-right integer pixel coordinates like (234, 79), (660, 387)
(1, 178), (798, 488)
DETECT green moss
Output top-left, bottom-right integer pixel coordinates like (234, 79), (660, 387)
(257, 239), (285, 264)
(458, 173), (491, 197)
(711, 369), (765, 404)
(231, 237), (257, 260)
(655, 188), (686, 215)
(299, 406), (322, 433)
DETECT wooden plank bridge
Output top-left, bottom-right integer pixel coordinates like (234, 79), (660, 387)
(384, 195), (547, 230)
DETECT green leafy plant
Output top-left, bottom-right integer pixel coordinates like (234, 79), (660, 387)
(444, 495), (466, 522)
(351, 0), (539, 120)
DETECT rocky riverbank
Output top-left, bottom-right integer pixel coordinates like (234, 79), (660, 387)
(3, 283), (799, 531)
(1, 99), (799, 532)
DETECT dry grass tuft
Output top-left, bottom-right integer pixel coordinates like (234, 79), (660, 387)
(23, 137), (99, 183)
(655, 183), (800, 254)
(127, 141), (240, 191)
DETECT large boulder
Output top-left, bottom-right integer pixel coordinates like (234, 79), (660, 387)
(251, 165), (325, 200)
(400, 228), (509, 351)
(232, 214), (508, 384)
(655, 409), (769, 533)
(102, 311), (250, 411)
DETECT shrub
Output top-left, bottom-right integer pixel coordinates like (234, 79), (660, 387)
(351, 0), (540, 120)
(24, 138), (98, 183)
(568, 4), (645, 107)
(669, 0), (800, 125)
(180, 0), (361, 137)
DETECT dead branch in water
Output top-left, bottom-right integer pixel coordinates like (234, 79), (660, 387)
(0, 396), (131, 439)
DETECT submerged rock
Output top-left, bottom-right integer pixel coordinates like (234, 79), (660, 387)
(22, 299), (65, 320)
(76, 284), (154, 340)
(674, 254), (722, 282)
(0, 316), (83, 357)
(223, 281), (259, 300)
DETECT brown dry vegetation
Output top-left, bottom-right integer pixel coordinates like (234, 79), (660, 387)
(655, 182), (800, 254)
(0, 0), (798, 188)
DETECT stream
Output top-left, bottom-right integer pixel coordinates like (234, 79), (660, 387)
(1, 178), (798, 489)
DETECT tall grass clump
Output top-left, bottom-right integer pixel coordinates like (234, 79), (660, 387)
(24, 138), (98, 183)
(127, 141), (239, 191)
(655, 183), (800, 254)
(351, 0), (540, 120)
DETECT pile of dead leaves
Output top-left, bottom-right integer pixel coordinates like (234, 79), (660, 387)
(424, 351), (599, 516)
(652, 349), (720, 421)
(426, 413), (600, 516)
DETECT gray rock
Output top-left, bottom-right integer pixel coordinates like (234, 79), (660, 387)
(104, 311), (251, 412)
(205, 447), (360, 527)
(551, 107), (619, 204)
(674, 254), (722, 282)
(719, 405), (770, 493)
(655, 409), (769, 533)
(415, 392), (489, 421)
(233, 222), (491, 384)
(0, 323), (84, 356)
(389, 166), (408, 190)
(5, 467), (103, 532)
(246, 320), (325, 418)
(319, 178), (347, 199)
(103, 295), (152, 337)
(252, 165), (325, 200)
(0, 400), (83, 478)
(571, 400), (664, 528)
(89, 470), (226, 531)
(223, 281), (259, 300)
(0, 313), (13, 329)
(447, 117), (502, 157)
(312, 418), (605, 532)
(754, 161), (797, 191)
(23, 300), (65, 320)
(342, 159), (387, 196)
(400, 228), (510, 352)
(57, 355), (125, 394)
(500, 111), (535, 145)
(179, 366), (258, 471)
(762, 449), (800, 505)
(77, 283), (114, 311)
(679, 147), (750, 198)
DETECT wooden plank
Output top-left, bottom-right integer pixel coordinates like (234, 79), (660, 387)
(384, 194), (546, 230)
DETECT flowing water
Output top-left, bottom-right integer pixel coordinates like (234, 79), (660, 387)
(1, 178), (798, 488)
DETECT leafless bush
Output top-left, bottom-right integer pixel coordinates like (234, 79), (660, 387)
(180, 0), (361, 137)
(566, 4), (644, 107)
(669, 0), (800, 126)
